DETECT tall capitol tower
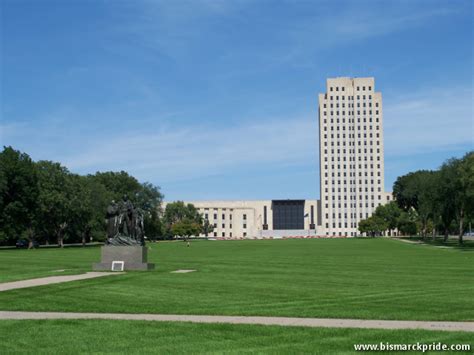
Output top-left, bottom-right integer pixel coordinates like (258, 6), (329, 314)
(318, 77), (392, 237)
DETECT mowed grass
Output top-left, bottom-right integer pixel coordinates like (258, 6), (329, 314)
(0, 320), (472, 354)
(0, 246), (101, 283)
(0, 239), (473, 321)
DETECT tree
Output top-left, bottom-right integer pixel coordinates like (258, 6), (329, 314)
(135, 182), (163, 213)
(67, 175), (111, 245)
(90, 171), (142, 202)
(437, 159), (458, 242)
(201, 219), (215, 237)
(0, 147), (39, 246)
(416, 171), (439, 239)
(35, 160), (74, 247)
(393, 172), (420, 211)
(397, 210), (418, 236)
(163, 201), (201, 225)
(358, 215), (388, 237)
(374, 201), (402, 236)
(144, 209), (162, 241)
(170, 219), (202, 240)
(393, 170), (438, 238)
(452, 152), (474, 244)
(163, 201), (203, 239)
(136, 182), (164, 240)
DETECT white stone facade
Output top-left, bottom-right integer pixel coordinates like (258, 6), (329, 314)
(164, 200), (320, 239)
(164, 77), (392, 238)
(318, 77), (391, 236)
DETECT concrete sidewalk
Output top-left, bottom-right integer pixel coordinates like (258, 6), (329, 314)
(0, 272), (123, 292)
(0, 311), (472, 332)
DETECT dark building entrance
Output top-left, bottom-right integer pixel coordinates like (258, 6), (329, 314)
(272, 200), (305, 230)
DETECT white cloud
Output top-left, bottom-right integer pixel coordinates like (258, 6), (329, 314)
(62, 114), (319, 183)
(384, 86), (473, 156)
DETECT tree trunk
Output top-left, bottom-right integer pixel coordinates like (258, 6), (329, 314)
(57, 231), (63, 248)
(443, 229), (449, 243)
(459, 208), (464, 245)
(58, 222), (67, 248)
(82, 234), (86, 247)
(27, 227), (34, 249)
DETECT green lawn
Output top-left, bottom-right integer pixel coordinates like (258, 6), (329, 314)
(402, 236), (474, 249)
(0, 320), (472, 354)
(0, 238), (473, 321)
(0, 246), (101, 283)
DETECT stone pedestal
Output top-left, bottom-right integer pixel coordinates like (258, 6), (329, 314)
(93, 245), (154, 271)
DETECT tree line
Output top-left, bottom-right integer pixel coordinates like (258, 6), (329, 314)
(0, 146), (215, 247)
(358, 151), (474, 244)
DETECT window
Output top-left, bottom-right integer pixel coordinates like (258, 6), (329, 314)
(243, 224), (247, 229)
(214, 232), (217, 237)
(222, 232), (225, 237)
(213, 214), (217, 219)
(222, 224), (225, 228)
(243, 232), (247, 237)
(222, 214), (225, 219)
(243, 214), (247, 220)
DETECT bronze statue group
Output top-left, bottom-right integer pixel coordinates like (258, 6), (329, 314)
(106, 195), (145, 246)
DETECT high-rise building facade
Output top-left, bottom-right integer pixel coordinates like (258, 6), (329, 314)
(318, 77), (391, 237)
(163, 77), (392, 239)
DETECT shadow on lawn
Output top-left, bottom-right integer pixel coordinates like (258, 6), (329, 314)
(400, 236), (474, 251)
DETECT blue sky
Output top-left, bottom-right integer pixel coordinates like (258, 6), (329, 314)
(1, 0), (473, 201)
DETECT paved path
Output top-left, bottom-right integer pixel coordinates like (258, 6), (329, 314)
(0, 272), (123, 292)
(0, 311), (472, 332)
(393, 238), (452, 248)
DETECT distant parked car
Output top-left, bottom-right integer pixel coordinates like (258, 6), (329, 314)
(15, 239), (39, 249)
